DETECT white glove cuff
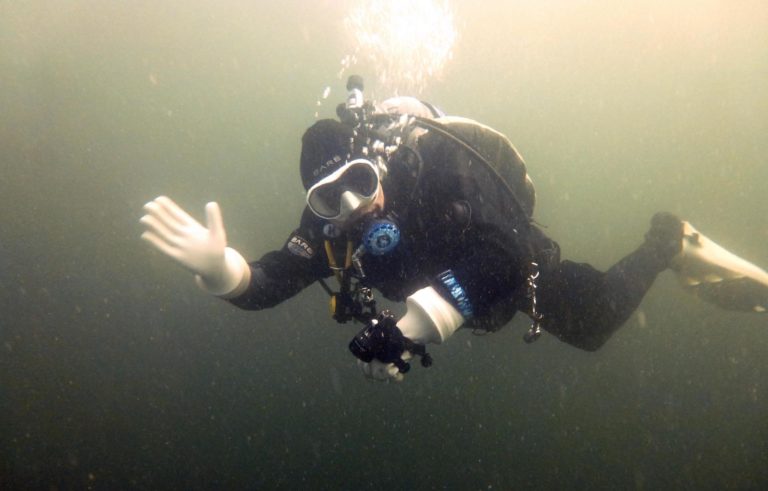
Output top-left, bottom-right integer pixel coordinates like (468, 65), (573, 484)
(195, 247), (251, 298)
(397, 286), (465, 345)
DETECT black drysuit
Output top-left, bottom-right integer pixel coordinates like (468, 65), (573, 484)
(230, 118), (669, 351)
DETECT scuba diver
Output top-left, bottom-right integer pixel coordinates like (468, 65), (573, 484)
(140, 76), (768, 382)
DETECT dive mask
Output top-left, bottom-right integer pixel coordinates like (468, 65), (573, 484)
(306, 158), (380, 222)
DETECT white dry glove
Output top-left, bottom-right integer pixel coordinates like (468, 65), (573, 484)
(356, 286), (464, 382)
(140, 196), (251, 297)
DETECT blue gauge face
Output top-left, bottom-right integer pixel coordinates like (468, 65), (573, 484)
(364, 220), (401, 256)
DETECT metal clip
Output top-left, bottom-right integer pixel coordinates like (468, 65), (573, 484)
(360, 286), (374, 305)
(523, 261), (543, 344)
(351, 245), (366, 279)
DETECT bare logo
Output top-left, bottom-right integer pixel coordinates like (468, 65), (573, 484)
(313, 155), (343, 177)
(287, 235), (315, 259)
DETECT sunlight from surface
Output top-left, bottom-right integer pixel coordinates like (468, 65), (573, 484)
(343, 0), (456, 95)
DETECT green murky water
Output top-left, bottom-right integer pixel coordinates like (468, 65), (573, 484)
(1, 1), (766, 489)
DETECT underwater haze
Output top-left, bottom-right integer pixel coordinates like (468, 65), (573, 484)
(1, 0), (767, 489)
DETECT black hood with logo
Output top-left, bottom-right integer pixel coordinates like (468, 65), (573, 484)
(299, 119), (355, 190)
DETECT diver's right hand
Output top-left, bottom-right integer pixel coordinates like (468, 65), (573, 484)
(140, 196), (250, 297)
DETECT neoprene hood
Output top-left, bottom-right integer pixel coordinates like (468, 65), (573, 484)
(299, 119), (354, 190)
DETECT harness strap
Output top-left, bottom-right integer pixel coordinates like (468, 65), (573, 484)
(324, 240), (342, 284)
(324, 239), (355, 287)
